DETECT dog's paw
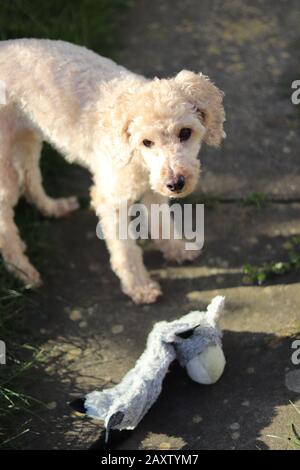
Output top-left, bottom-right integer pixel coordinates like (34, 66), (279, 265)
(2, 246), (42, 287)
(123, 280), (162, 304)
(7, 258), (42, 288)
(49, 196), (80, 218)
(23, 266), (43, 288)
(161, 241), (201, 264)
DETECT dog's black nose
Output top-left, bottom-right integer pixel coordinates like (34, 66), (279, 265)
(166, 175), (185, 192)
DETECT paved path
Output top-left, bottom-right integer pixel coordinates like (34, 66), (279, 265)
(10, 0), (300, 450)
(18, 201), (300, 450)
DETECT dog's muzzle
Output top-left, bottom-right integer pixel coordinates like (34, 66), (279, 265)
(165, 175), (185, 193)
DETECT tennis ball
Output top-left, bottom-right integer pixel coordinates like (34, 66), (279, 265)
(186, 344), (226, 384)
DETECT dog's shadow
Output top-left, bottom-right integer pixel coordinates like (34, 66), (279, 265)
(82, 329), (296, 450)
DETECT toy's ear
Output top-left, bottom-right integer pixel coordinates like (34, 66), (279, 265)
(206, 296), (225, 325)
(175, 70), (225, 147)
(105, 411), (125, 443)
(176, 324), (200, 339)
(163, 321), (198, 343)
(106, 410), (124, 429)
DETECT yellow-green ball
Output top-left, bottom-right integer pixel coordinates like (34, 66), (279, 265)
(186, 344), (226, 384)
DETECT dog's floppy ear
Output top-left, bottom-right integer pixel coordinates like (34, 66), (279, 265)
(175, 70), (225, 147)
(104, 92), (134, 166)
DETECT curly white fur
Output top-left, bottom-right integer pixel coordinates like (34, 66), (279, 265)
(0, 39), (225, 302)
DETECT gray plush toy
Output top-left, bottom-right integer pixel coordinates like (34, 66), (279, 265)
(71, 296), (226, 442)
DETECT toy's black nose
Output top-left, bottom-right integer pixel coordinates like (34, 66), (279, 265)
(166, 175), (185, 192)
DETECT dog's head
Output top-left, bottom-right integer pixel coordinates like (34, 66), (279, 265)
(110, 71), (225, 198)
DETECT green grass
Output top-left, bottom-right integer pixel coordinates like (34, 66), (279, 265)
(186, 192), (270, 210)
(0, 0), (130, 55)
(0, 344), (44, 448)
(243, 236), (300, 285)
(241, 192), (269, 209)
(0, 0), (131, 448)
(0, 201), (52, 448)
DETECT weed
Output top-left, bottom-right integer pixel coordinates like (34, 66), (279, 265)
(241, 192), (269, 209)
(243, 236), (300, 285)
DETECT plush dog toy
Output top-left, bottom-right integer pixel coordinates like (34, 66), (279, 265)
(70, 296), (226, 441)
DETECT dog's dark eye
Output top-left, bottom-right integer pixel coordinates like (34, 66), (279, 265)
(143, 139), (154, 148)
(179, 128), (192, 142)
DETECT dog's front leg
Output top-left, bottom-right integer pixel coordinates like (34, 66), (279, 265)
(94, 195), (161, 304)
(142, 191), (201, 263)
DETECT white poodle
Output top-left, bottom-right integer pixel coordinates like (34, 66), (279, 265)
(0, 39), (225, 303)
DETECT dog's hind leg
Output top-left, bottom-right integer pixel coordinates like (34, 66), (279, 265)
(0, 125), (42, 286)
(19, 131), (80, 218)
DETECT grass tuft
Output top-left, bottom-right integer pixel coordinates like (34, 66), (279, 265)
(241, 192), (269, 209)
(243, 236), (300, 285)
